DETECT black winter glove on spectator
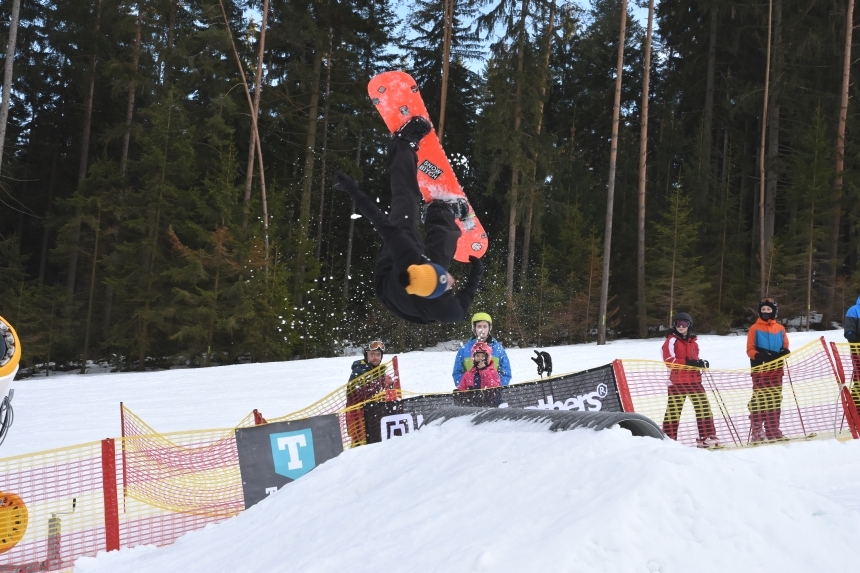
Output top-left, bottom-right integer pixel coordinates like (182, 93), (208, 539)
(685, 359), (708, 368)
(754, 349), (780, 363)
(847, 331), (860, 344)
(778, 348), (790, 357)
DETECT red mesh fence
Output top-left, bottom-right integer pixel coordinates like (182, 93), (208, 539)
(0, 441), (106, 572)
(0, 358), (402, 570)
(824, 342), (860, 438)
(615, 337), (850, 448)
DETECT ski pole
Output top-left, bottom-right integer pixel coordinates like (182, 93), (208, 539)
(704, 370), (741, 446)
(784, 360), (808, 438)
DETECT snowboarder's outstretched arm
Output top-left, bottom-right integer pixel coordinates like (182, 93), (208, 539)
(333, 171), (419, 271)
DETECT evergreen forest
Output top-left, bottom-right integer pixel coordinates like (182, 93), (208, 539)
(1, 0), (859, 372)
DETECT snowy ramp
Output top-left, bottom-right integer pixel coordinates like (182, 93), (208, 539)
(421, 406), (664, 438)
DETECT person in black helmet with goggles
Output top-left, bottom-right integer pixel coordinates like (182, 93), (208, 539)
(661, 312), (719, 448)
(346, 341), (397, 445)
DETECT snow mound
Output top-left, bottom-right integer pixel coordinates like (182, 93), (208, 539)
(75, 418), (860, 572)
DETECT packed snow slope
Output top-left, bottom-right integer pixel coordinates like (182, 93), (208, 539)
(4, 330), (859, 571)
(74, 417), (860, 573)
(1, 331), (846, 456)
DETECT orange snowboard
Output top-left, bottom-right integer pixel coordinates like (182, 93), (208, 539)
(368, 71), (488, 262)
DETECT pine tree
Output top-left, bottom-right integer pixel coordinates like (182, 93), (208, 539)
(647, 181), (709, 327)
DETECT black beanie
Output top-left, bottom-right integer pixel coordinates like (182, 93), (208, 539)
(759, 299), (778, 320)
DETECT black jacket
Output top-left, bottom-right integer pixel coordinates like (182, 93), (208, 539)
(341, 179), (483, 324)
(349, 359), (374, 381)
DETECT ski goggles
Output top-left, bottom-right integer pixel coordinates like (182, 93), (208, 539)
(760, 297), (775, 305)
(673, 319), (691, 328)
(368, 341), (385, 352)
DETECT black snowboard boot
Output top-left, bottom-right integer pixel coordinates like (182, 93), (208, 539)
(423, 198), (470, 222)
(393, 116), (432, 149)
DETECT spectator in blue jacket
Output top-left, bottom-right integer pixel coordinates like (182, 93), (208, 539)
(452, 312), (512, 387)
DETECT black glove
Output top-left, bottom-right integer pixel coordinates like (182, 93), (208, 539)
(754, 349), (779, 363)
(847, 330), (860, 343)
(685, 359), (707, 368)
(467, 255), (485, 285)
(333, 170), (359, 196)
(778, 347), (790, 357)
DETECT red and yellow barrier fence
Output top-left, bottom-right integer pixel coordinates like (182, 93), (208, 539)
(0, 358), (400, 571)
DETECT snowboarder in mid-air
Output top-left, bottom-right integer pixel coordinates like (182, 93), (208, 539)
(333, 116), (484, 325)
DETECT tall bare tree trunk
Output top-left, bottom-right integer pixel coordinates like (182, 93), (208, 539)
(764, 0), (782, 285)
(700, 5), (718, 193)
(0, 0), (21, 178)
(825, 0), (855, 330)
(242, 0), (270, 229)
(120, 6), (143, 179)
(344, 129), (362, 299)
(520, 201), (534, 285)
(505, 0), (530, 302)
(139, 105), (172, 370)
(519, 0), (557, 287)
(294, 47), (324, 305)
(315, 29), (334, 262)
(164, 0), (177, 87)
(106, 4), (144, 336)
(597, 0), (627, 345)
(67, 0), (103, 299)
(438, 0), (455, 141)
(758, 0), (774, 297)
(636, 0), (654, 338)
(81, 201), (101, 374)
(218, 1), (269, 269)
(717, 129), (730, 312)
(39, 144), (60, 284)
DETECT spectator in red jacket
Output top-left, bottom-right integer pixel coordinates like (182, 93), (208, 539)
(746, 298), (790, 442)
(661, 312), (719, 448)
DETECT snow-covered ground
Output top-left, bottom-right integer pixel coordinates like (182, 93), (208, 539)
(4, 330), (859, 571)
(74, 417), (860, 573)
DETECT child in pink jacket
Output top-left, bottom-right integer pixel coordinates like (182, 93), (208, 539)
(458, 341), (502, 390)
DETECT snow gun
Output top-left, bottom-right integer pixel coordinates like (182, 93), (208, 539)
(0, 315), (19, 447)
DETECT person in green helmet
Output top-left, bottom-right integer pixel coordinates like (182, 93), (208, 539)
(451, 312), (512, 387)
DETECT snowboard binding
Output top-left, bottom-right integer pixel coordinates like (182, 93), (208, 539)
(531, 350), (553, 378)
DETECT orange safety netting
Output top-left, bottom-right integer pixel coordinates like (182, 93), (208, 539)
(0, 441), (106, 572)
(118, 406), (245, 550)
(0, 358), (402, 571)
(615, 337), (850, 448)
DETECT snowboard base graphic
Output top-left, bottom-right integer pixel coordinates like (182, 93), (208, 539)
(368, 71), (488, 262)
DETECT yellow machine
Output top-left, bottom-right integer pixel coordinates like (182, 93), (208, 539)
(0, 491), (28, 554)
(0, 315), (19, 447)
